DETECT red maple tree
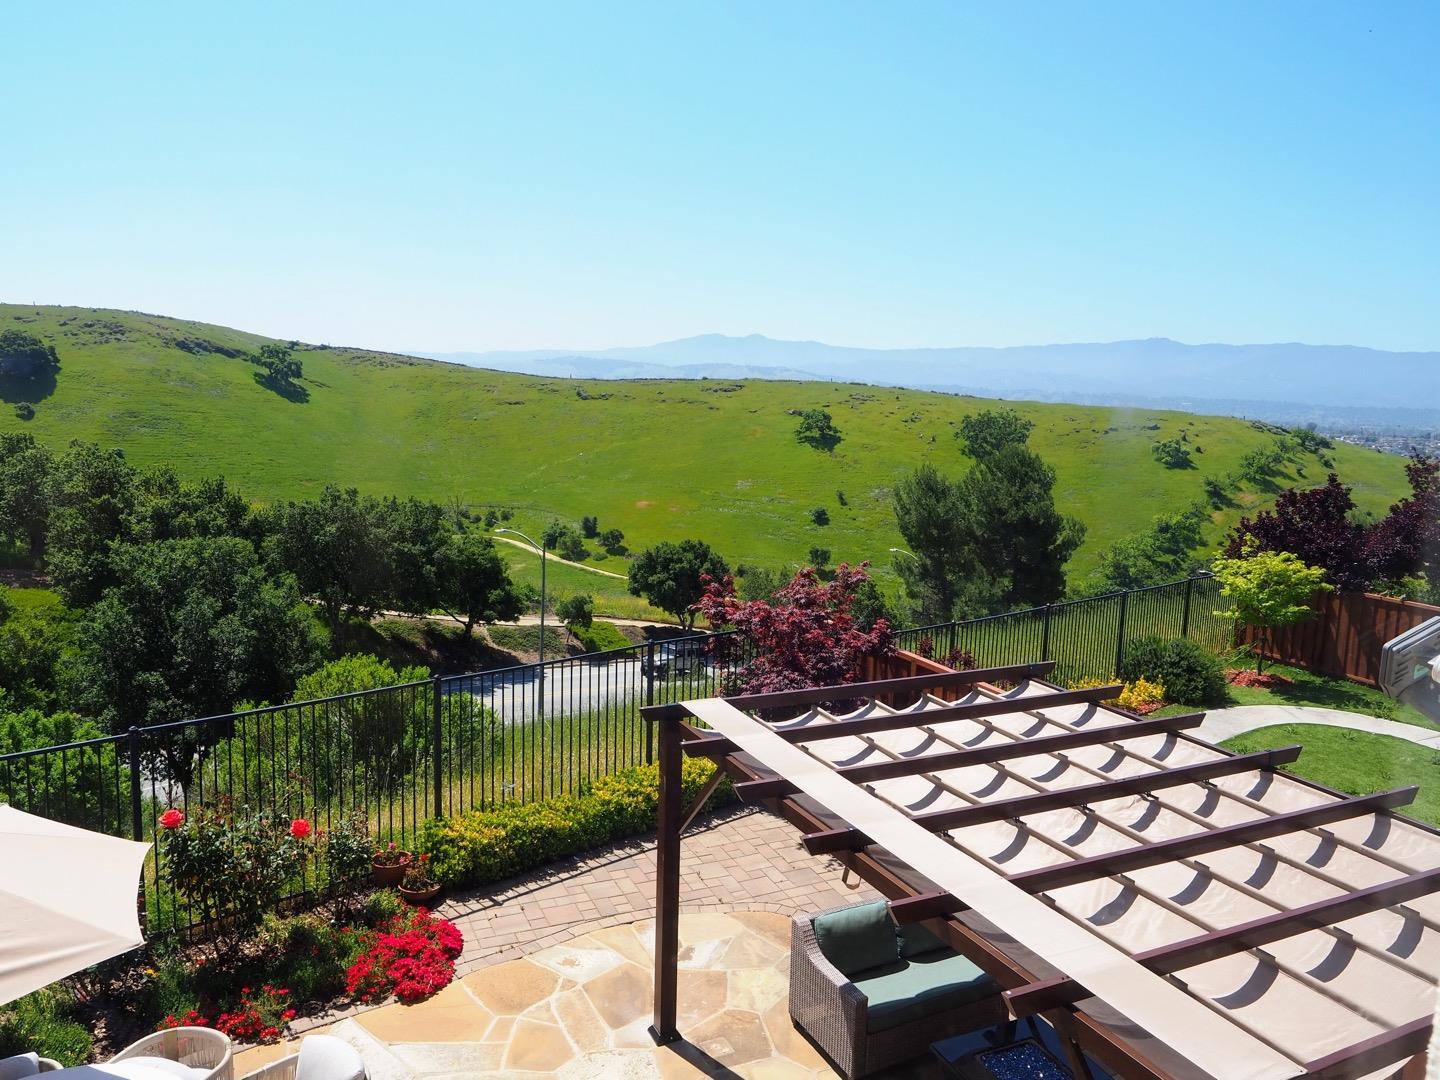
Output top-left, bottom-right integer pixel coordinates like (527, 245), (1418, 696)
(694, 563), (894, 695)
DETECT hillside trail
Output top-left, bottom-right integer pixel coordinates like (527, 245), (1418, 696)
(492, 534), (627, 579)
(376, 609), (679, 631)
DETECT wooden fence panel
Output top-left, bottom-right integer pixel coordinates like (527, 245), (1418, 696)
(1239, 592), (1440, 687)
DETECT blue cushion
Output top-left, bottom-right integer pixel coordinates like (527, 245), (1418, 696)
(811, 901), (900, 977)
(853, 948), (997, 1032)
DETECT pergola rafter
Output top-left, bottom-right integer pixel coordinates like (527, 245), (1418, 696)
(644, 666), (1440, 1080)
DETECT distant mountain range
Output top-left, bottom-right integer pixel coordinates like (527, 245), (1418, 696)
(422, 335), (1440, 429)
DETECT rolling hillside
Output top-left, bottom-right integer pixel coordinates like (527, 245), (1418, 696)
(0, 305), (1411, 593)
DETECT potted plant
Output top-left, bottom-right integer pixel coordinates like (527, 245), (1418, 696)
(398, 853), (441, 906)
(371, 840), (412, 887)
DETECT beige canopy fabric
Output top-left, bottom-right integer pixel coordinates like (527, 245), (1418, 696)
(681, 676), (1440, 1079)
(0, 805), (151, 1005)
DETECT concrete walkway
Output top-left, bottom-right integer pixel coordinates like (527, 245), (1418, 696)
(1196, 704), (1440, 748)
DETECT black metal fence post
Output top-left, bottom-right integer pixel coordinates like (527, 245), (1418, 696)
(127, 726), (143, 841)
(1041, 605), (1054, 661)
(1180, 575), (1196, 639)
(431, 675), (444, 821)
(644, 641), (657, 765)
(1114, 591), (1130, 677)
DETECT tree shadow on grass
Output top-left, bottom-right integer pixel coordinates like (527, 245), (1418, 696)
(0, 369), (57, 404)
(253, 370), (310, 403)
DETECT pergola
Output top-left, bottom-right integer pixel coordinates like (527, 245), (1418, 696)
(643, 662), (1440, 1080)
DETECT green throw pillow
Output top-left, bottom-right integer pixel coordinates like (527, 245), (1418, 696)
(896, 920), (947, 958)
(811, 901), (900, 977)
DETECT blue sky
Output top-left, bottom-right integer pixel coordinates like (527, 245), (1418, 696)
(3, 2), (1436, 352)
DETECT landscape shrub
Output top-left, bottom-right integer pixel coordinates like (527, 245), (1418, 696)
(421, 759), (726, 887)
(574, 619), (630, 653)
(1116, 677), (1165, 714)
(321, 810), (374, 894)
(1119, 636), (1228, 706)
(158, 801), (313, 929)
(0, 987), (92, 1066)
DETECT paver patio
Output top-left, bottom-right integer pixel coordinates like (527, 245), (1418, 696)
(438, 804), (880, 976)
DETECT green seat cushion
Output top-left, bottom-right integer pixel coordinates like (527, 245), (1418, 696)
(897, 920), (946, 958)
(853, 948), (997, 1032)
(811, 901), (899, 977)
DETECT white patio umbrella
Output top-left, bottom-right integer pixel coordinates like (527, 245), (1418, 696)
(0, 805), (151, 1005)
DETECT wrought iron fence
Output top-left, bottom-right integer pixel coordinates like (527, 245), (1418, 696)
(891, 573), (1227, 685)
(0, 575), (1226, 934)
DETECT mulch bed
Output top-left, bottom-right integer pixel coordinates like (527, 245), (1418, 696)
(1226, 669), (1295, 690)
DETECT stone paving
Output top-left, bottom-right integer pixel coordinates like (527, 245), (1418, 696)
(235, 807), (926, 1078)
(437, 805), (880, 977)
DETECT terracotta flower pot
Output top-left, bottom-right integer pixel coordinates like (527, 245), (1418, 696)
(371, 852), (411, 887)
(399, 882), (441, 906)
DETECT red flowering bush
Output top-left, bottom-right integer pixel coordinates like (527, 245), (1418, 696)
(345, 908), (463, 1005)
(158, 986), (297, 1043)
(694, 563), (893, 696)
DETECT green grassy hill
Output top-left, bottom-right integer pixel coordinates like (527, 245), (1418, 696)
(0, 304), (1410, 597)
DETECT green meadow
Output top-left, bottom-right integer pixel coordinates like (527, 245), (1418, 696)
(0, 305), (1410, 600)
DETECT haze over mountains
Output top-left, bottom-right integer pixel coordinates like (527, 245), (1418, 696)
(425, 336), (1440, 429)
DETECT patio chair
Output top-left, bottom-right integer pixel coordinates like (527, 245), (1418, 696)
(791, 900), (1006, 1078)
(0, 1054), (61, 1079)
(109, 1028), (233, 1080)
(237, 1036), (364, 1080)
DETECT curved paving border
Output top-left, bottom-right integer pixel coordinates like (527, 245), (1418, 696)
(1196, 704), (1440, 748)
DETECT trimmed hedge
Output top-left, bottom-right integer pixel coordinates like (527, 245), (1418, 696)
(420, 760), (729, 887)
(1119, 636), (1229, 706)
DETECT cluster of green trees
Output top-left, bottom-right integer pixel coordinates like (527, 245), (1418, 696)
(540, 516), (625, 561)
(0, 435), (525, 770)
(894, 409), (1085, 621)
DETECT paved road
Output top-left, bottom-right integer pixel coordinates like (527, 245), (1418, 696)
(1196, 705), (1440, 748)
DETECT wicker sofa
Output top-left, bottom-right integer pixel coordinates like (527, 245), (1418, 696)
(790, 900), (1007, 1078)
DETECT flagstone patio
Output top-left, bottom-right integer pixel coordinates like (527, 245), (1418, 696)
(235, 910), (951, 1079)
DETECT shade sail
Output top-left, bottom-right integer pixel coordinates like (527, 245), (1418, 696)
(0, 805), (151, 1005)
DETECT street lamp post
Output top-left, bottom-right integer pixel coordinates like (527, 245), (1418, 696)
(496, 527), (547, 718)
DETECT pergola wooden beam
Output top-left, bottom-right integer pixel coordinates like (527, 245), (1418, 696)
(1004, 866), (1440, 1015)
(682, 683), (1125, 759)
(641, 661), (1058, 723)
(1009, 786), (1419, 894)
(1304, 1015), (1431, 1080)
(738, 712), (1201, 801)
(802, 746), (1304, 856)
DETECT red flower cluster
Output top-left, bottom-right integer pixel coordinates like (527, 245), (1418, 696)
(158, 986), (294, 1043)
(345, 908), (463, 1005)
(159, 808), (185, 830)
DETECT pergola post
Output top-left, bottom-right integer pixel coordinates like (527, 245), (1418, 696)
(649, 713), (683, 1044)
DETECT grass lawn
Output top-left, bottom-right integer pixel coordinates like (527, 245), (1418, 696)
(1, 304), (1410, 584)
(1220, 723), (1440, 827)
(1214, 662), (1436, 729)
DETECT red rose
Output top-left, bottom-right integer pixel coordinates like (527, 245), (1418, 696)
(290, 818), (312, 839)
(159, 809), (185, 830)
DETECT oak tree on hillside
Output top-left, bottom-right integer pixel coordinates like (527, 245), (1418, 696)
(794, 408), (842, 451)
(628, 539), (729, 628)
(954, 408), (1033, 461)
(0, 329), (60, 380)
